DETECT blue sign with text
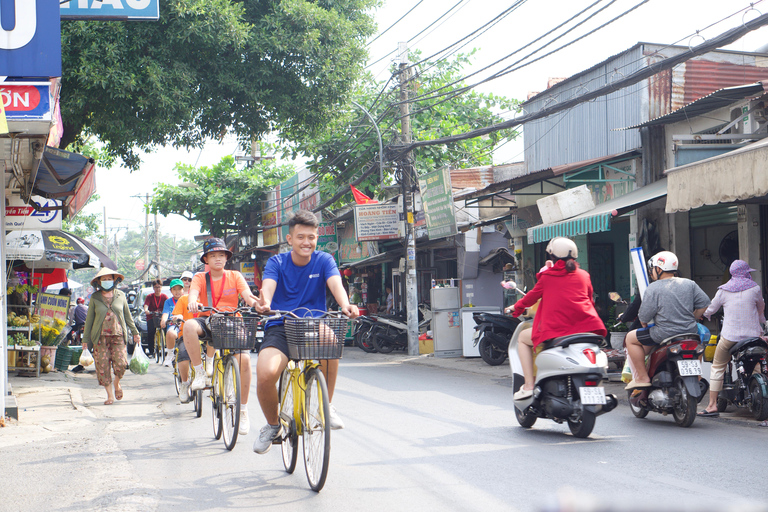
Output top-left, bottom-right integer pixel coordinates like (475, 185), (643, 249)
(0, 0), (61, 77)
(60, 0), (159, 20)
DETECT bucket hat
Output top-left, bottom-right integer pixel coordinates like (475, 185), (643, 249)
(90, 267), (125, 288)
(200, 237), (232, 263)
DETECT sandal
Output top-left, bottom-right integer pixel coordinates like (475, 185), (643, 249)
(115, 387), (123, 400)
(759, 420), (768, 427)
(697, 410), (719, 417)
(104, 398), (114, 405)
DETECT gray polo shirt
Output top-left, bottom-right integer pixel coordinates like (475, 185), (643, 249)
(638, 277), (710, 343)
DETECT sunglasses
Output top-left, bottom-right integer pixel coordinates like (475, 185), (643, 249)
(181, 278), (192, 282)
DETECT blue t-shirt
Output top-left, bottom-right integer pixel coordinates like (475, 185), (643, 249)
(162, 296), (178, 317)
(263, 251), (340, 326)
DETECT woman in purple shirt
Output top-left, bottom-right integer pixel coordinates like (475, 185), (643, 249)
(699, 260), (766, 417)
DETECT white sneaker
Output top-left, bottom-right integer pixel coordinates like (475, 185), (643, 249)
(328, 404), (345, 430)
(179, 381), (191, 403)
(205, 358), (214, 378)
(514, 388), (533, 400)
(239, 409), (250, 435)
(189, 371), (207, 391)
(253, 424), (282, 454)
(163, 350), (173, 367)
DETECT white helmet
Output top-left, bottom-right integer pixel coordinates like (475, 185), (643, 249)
(648, 251), (678, 272)
(180, 271), (194, 280)
(546, 237), (578, 259)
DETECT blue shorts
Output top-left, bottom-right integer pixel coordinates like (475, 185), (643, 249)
(636, 327), (657, 346)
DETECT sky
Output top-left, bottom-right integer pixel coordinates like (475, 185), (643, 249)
(81, 0), (768, 243)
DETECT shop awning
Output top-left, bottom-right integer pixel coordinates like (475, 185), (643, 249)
(665, 138), (768, 213)
(343, 249), (402, 269)
(33, 147), (96, 218)
(526, 179), (667, 243)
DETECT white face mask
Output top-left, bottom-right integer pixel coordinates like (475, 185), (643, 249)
(101, 280), (114, 290)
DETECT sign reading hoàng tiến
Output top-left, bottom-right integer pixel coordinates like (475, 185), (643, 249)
(418, 168), (458, 240)
(353, 204), (402, 241)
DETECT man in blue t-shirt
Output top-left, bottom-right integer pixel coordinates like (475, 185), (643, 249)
(253, 210), (358, 454)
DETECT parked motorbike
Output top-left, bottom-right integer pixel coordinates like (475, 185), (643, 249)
(506, 282), (617, 438)
(370, 304), (431, 354)
(353, 315), (378, 353)
(472, 312), (520, 366)
(714, 328), (768, 420)
(627, 333), (706, 427)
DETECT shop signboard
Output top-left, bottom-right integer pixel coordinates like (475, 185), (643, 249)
(418, 168), (458, 240)
(36, 293), (70, 324)
(5, 195), (62, 230)
(240, 262), (255, 285)
(353, 204), (402, 241)
(316, 222), (339, 263)
(339, 221), (377, 264)
(0, 0), (61, 77)
(60, 0), (160, 20)
(2, 83), (52, 121)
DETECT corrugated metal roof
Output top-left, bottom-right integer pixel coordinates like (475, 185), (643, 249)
(449, 167), (495, 191)
(682, 60), (768, 105)
(616, 82), (767, 130)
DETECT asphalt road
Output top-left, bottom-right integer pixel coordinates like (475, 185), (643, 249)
(2, 348), (767, 512)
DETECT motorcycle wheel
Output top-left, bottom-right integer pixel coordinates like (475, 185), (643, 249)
(627, 391), (648, 418)
(748, 380), (768, 421)
(716, 397), (728, 413)
(672, 378), (697, 427)
(568, 410), (596, 438)
(355, 325), (377, 353)
(373, 334), (395, 354)
(479, 337), (507, 366)
(514, 406), (537, 428)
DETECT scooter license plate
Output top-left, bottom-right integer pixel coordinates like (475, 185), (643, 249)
(677, 360), (702, 376)
(579, 387), (606, 405)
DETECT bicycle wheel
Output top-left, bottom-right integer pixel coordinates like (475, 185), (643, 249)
(221, 355), (241, 451)
(210, 365), (223, 440)
(303, 367), (331, 492)
(279, 368), (298, 474)
(155, 329), (164, 364)
(173, 354), (181, 396)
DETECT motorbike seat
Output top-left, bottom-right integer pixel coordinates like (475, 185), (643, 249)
(540, 333), (605, 351)
(659, 333), (700, 346)
(479, 313), (519, 330)
(729, 337), (767, 356)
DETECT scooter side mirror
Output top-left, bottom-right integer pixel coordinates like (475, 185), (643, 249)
(501, 280), (517, 291)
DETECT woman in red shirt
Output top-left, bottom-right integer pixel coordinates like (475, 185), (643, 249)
(505, 237), (606, 399)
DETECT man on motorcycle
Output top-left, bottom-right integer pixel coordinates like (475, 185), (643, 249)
(624, 251), (710, 390)
(505, 237), (606, 400)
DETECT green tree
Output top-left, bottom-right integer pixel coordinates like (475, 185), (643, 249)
(60, 0), (378, 170)
(149, 155), (294, 237)
(289, 50), (520, 206)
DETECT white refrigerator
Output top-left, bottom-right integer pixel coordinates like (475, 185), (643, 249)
(431, 287), (462, 358)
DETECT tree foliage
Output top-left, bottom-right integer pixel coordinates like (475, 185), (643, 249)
(149, 154), (294, 237)
(61, 0), (379, 169)
(287, 50), (520, 206)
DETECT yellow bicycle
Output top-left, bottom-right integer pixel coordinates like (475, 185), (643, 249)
(150, 311), (165, 364)
(202, 306), (260, 451)
(273, 310), (349, 492)
(171, 318), (204, 418)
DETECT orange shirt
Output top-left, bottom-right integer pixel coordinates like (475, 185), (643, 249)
(190, 270), (249, 316)
(172, 294), (196, 321)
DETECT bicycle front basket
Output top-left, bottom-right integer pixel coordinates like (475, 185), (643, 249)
(284, 316), (348, 360)
(209, 315), (259, 350)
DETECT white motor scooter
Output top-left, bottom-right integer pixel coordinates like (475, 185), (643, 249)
(506, 282), (618, 438)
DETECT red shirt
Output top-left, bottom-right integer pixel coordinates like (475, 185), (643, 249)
(512, 260), (607, 347)
(144, 293), (168, 313)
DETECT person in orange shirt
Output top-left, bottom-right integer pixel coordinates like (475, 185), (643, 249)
(185, 238), (259, 435)
(172, 277), (212, 403)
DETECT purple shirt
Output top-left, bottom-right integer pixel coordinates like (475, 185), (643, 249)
(704, 287), (766, 342)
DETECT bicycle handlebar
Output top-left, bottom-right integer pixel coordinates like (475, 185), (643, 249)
(195, 305), (352, 322)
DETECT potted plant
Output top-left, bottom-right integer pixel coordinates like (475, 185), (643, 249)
(605, 302), (629, 350)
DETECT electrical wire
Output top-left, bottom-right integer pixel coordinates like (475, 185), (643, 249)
(367, 0), (426, 47)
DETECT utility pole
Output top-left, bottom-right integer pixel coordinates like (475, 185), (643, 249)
(144, 193), (150, 280)
(398, 42), (419, 356)
(154, 209), (160, 278)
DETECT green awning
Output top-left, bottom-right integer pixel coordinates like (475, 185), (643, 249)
(527, 178), (667, 243)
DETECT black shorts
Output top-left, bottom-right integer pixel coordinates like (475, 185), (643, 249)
(176, 341), (191, 363)
(636, 327), (657, 346)
(260, 324), (289, 358)
(189, 317), (212, 340)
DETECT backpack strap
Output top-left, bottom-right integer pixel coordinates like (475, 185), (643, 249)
(205, 271), (213, 308)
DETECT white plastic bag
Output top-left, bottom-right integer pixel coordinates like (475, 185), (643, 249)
(79, 347), (94, 367)
(129, 346), (150, 375)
